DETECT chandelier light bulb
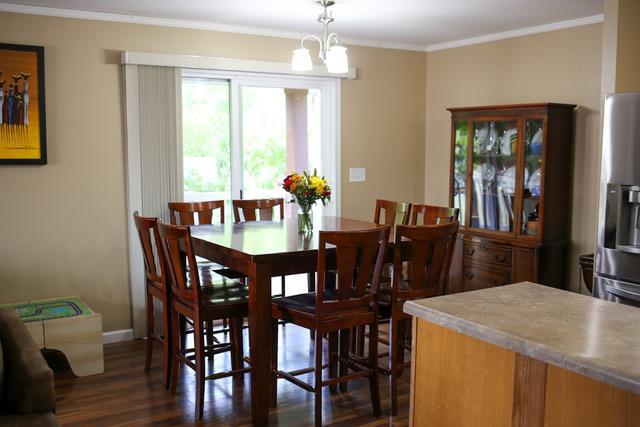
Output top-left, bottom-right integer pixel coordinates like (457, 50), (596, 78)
(291, 47), (313, 71)
(326, 45), (348, 74)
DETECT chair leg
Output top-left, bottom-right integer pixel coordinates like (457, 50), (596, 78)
(355, 325), (366, 357)
(389, 317), (399, 416)
(328, 331), (338, 393)
(169, 307), (180, 395)
(281, 276), (286, 297)
(194, 319), (206, 420)
(144, 290), (154, 372)
(271, 318), (279, 408)
(369, 320), (382, 418)
(179, 315), (187, 351)
(162, 299), (171, 390)
(338, 328), (350, 392)
(231, 317), (244, 384)
(396, 319), (407, 378)
(206, 320), (214, 360)
(308, 273), (316, 340)
(314, 329), (324, 427)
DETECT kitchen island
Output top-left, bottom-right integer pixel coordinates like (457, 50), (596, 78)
(403, 282), (640, 427)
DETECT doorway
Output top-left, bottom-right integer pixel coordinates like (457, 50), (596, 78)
(181, 70), (339, 218)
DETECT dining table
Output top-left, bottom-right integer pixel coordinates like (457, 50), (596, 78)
(189, 215), (388, 425)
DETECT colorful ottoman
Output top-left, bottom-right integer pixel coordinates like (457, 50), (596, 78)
(7, 296), (104, 377)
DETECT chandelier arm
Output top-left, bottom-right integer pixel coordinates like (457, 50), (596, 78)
(326, 32), (340, 48)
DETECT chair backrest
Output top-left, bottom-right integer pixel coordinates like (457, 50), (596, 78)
(316, 226), (391, 316)
(232, 198), (284, 222)
(157, 222), (201, 305)
(373, 199), (411, 226)
(168, 200), (225, 225)
(392, 221), (459, 303)
(133, 211), (165, 285)
(409, 204), (459, 226)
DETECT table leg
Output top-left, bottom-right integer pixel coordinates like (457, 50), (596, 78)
(249, 262), (272, 426)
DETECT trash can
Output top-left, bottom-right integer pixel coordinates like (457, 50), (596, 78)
(579, 254), (594, 293)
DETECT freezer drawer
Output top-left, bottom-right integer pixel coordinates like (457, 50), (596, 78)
(594, 276), (640, 308)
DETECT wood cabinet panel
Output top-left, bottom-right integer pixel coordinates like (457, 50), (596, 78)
(463, 263), (511, 291)
(464, 240), (512, 268)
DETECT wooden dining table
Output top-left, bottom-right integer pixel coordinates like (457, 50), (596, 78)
(189, 216), (387, 425)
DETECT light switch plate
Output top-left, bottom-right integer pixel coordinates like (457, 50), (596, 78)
(349, 167), (366, 183)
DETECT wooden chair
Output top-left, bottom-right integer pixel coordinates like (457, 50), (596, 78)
(271, 226), (391, 427)
(158, 222), (250, 420)
(168, 200), (225, 226)
(168, 200), (244, 347)
(232, 198), (284, 222)
(132, 212), (171, 390)
(373, 199), (412, 226)
(232, 198), (287, 297)
(381, 221), (459, 415)
(409, 204), (459, 225)
(351, 199), (412, 353)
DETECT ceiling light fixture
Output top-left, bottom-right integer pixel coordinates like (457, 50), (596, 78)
(292, 0), (348, 74)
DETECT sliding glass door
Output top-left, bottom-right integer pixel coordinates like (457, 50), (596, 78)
(181, 71), (337, 218)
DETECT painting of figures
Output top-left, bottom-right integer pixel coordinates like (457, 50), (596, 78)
(0, 43), (46, 164)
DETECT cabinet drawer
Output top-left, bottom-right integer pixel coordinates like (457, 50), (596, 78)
(463, 264), (511, 291)
(463, 241), (512, 267)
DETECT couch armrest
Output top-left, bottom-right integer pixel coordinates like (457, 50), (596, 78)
(0, 308), (56, 414)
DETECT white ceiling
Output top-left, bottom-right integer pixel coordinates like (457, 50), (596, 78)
(2, 0), (604, 50)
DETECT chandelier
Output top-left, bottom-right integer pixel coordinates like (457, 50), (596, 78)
(291, 0), (348, 74)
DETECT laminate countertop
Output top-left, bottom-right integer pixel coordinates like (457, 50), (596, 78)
(403, 282), (640, 394)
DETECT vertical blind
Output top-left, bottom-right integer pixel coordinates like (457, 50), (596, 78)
(138, 65), (183, 222)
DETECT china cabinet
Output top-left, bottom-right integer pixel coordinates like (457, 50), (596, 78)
(447, 103), (576, 292)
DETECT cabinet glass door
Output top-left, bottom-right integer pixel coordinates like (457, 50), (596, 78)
(471, 120), (518, 232)
(521, 119), (544, 236)
(452, 121), (468, 225)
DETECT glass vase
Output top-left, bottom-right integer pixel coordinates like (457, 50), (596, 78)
(297, 204), (313, 234)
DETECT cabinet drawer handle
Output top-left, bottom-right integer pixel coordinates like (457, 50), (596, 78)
(479, 245), (488, 252)
(465, 248), (476, 256)
(494, 254), (508, 263)
(464, 271), (474, 280)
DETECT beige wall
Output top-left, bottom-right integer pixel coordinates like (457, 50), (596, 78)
(615, 0), (640, 92)
(424, 24), (603, 292)
(0, 12), (427, 331)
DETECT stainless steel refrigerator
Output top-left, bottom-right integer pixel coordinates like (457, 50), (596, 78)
(594, 92), (640, 307)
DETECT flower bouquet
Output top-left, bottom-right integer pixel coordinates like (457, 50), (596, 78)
(282, 169), (331, 234)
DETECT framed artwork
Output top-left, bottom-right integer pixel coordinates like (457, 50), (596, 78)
(0, 43), (46, 165)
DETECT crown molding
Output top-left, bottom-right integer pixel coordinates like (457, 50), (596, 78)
(425, 14), (604, 52)
(0, 3), (603, 54)
(0, 2), (428, 52)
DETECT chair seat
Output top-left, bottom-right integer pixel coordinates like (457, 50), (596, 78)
(272, 290), (339, 314)
(189, 269), (248, 306)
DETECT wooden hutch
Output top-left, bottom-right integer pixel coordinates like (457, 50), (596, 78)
(447, 103), (576, 293)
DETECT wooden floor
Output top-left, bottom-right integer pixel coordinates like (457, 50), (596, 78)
(52, 322), (410, 426)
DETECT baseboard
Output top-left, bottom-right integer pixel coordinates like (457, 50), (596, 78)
(103, 329), (134, 344)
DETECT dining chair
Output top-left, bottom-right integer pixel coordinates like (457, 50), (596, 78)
(351, 199), (412, 354)
(158, 222), (250, 420)
(132, 212), (171, 390)
(232, 198), (287, 297)
(232, 198), (284, 222)
(373, 199), (412, 227)
(380, 221), (459, 415)
(270, 225), (391, 427)
(168, 200), (244, 348)
(409, 204), (459, 225)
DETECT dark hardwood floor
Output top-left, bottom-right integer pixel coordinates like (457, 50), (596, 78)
(52, 322), (410, 426)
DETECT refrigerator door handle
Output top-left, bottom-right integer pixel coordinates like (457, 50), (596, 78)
(604, 284), (640, 303)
